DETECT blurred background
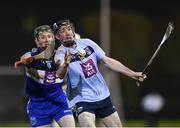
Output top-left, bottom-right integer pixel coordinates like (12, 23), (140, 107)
(0, 0), (180, 127)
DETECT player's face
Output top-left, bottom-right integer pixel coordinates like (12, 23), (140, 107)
(56, 25), (75, 45)
(35, 32), (55, 49)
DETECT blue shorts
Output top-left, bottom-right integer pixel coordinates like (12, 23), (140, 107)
(73, 96), (116, 118)
(27, 98), (73, 127)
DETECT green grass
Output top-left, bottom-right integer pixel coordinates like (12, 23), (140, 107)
(0, 121), (30, 127)
(124, 119), (180, 127)
(1, 119), (180, 127)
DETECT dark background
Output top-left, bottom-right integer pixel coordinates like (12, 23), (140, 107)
(0, 0), (180, 125)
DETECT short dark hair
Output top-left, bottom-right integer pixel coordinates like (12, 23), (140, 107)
(53, 19), (74, 34)
(34, 25), (53, 38)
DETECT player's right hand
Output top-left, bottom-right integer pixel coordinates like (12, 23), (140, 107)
(20, 54), (33, 64)
(14, 54), (33, 68)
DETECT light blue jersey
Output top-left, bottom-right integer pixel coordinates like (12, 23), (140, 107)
(55, 38), (110, 107)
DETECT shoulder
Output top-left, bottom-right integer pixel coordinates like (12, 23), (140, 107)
(31, 47), (38, 53)
(56, 45), (65, 53)
(78, 38), (94, 42)
(28, 47), (42, 56)
(76, 38), (97, 46)
(23, 47), (38, 56)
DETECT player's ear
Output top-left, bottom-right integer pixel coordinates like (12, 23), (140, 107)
(35, 38), (40, 47)
(55, 34), (60, 40)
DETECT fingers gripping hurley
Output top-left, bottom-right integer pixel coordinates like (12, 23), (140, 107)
(136, 22), (174, 87)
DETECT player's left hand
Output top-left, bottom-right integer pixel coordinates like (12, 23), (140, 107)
(132, 72), (147, 82)
(137, 73), (147, 82)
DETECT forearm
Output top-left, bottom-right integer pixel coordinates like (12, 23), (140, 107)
(55, 49), (72, 79)
(20, 52), (33, 64)
(43, 41), (55, 59)
(56, 63), (69, 79)
(34, 41), (55, 60)
(104, 57), (136, 78)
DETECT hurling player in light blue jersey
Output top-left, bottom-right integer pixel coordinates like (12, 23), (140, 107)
(19, 25), (75, 127)
(53, 19), (146, 127)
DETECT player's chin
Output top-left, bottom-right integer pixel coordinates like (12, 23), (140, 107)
(41, 45), (48, 50)
(45, 43), (51, 47)
(63, 40), (75, 47)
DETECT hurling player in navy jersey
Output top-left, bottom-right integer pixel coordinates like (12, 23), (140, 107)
(19, 25), (75, 127)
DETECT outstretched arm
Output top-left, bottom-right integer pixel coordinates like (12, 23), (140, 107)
(102, 56), (146, 81)
(14, 41), (55, 68)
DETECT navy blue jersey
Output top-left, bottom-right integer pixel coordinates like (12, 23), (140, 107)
(24, 47), (64, 102)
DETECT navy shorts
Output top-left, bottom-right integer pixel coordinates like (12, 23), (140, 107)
(27, 98), (73, 127)
(73, 96), (116, 118)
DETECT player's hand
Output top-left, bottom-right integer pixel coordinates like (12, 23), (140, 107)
(132, 72), (147, 82)
(20, 54), (33, 64)
(133, 72), (147, 87)
(14, 54), (33, 68)
(137, 73), (147, 82)
(64, 50), (72, 64)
